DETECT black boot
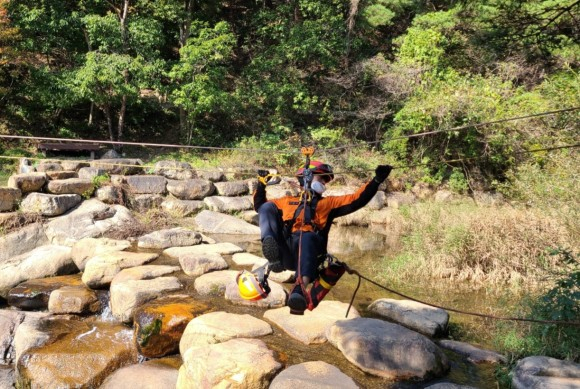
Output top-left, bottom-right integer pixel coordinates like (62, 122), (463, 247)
(262, 236), (284, 273)
(287, 284), (307, 315)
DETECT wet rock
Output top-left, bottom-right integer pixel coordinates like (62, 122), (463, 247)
(61, 161), (90, 172)
(193, 210), (261, 234)
(8, 172), (47, 193)
(127, 194), (164, 211)
(134, 295), (210, 358)
(326, 317), (449, 380)
(95, 185), (124, 204)
(17, 319), (138, 388)
(197, 170), (225, 182)
(176, 338), (281, 389)
(100, 356), (181, 389)
(438, 340), (506, 364)
(166, 179), (214, 200)
(7, 274), (82, 310)
(46, 178), (94, 196)
(161, 198), (205, 217)
(179, 311), (272, 355)
(0, 188), (21, 212)
(36, 162), (62, 172)
(12, 312), (55, 364)
(386, 192), (416, 208)
(0, 223), (48, 263)
(213, 181), (249, 196)
(125, 175), (167, 194)
(270, 361), (358, 389)
(137, 227), (203, 250)
(78, 167), (106, 180)
(232, 252), (265, 266)
(0, 245), (76, 298)
(0, 365), (15, 388)
(225, 279), (286, 309)
(164, 242), (244, 259)
(193, 270), (239, 296)
(512, 356), (580, 388)
(153, 161), (196, 180)
(90, 158), (144, 175)
(368, 298), (449, 337)
(82, 251), (159, 289)
(48, 286), (101, 314)
(20, 193), (82, 216)
(44, 200), (137, 245)
(46, 170), (77, 180)
(111, 265), (181, 286)
(71, 237), (131, 271)
(264, 301), (360, 345)
(203, 195), (254, 213)
(179, 252), (228, 277)
(110, 277), (182, 323)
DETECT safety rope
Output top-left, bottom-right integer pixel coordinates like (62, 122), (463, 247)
(337, 261), (580, 326)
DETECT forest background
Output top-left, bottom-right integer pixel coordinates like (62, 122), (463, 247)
(0, 0), (579, 373)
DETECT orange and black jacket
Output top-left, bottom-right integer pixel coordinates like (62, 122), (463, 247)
(254, 179), (381, 249)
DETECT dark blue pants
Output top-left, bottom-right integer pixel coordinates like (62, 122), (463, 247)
(258, 202), (324, 280)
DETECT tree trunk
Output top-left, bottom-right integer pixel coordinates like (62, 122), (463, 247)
(103, 105), (115, 142)
(117, 94), (127, 152)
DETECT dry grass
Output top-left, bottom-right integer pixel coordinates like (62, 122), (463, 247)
(102, 209), (180, 240)
(0, 212), (44, 235)
(377, 201), (577, 289)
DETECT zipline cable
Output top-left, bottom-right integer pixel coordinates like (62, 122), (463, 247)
(336, 260), (580, 326)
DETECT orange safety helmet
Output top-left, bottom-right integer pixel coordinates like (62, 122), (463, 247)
(236, 270), (270, 301)
(295, 161), (334, 182)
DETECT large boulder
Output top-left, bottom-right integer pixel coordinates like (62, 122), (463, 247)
(133, 295), (210, 358)
(95, 185), (124, 204)
(179, 252), (229, 277)
(46, 178), (94, 196)
(0, 245), (76, 298)
(0, 187), (21, 212)
(110, 277), (183, 323)
(127, 194), (164, 211)
(7, 274), (82, 310)
(512, 356), (580, 389)
(44, 199), (137, 245)
(176, 338), (282, 389)
(0, 223), (48, 263)
(269, 361), (358, 389)
(166, 179), (214, 200)
(71, 237), (131, 271)
(138, 227), (203, 250)
(367, 298), (449, 337)
(0, 310), (49, 365)
(20, 193), (82, 216)
(193, 210), (260, 235)
(179, 312), (272, 355)
(213, 181), (249, 196)
(125, 175), (167, 194)
(17, 319), (138, 389)
(82, 251), (159, 289)
(203, 196), (254, 213)
(326, 318), (449, 380)
(263, 301), (360, 345)
(154, 161), (196, 180)
(197, 170), (225, 182)
(111, 265), (181, 286)
(7, 172), (47, 193)
(161, 198), (205, 217)
(100, 357), (181, 389)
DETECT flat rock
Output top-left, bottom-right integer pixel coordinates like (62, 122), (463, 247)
(264, 301), (360, 344)
(82, 251), (159, 289)
(270, 361), (358, 389)
(438, 340), (506, 364)
(48, 285), (101, 314)
(111, 265), (181, 286)
(512, 356), (580, 389)
(176, 338), (281, 389)
(125, 175), (167, 194)
(0, 223), (48, 263)
(203, 195), (254, 213)
(21, 193), (82, 216)
(71, 237), (131, 271)
(213, 181), (249, 196)
(46, 178), (94, 196)
(194, 210), (260, 234)
(138, 227), (202, 250)
(110, 277), (183, 323)
(46, 170), (77, 180)
(166, 179), (214, 200)
(368, 298), (449, 337)
(225, 279), (286, 309)
(193, 270), (239, 296)
(0, 245), (76, 298)
(326, 317), (449, 380)
(232, 252), (265, 266)
(100, 356), (181, 389)
(154, 161), (196, 180)
(164, 242), (244, 259)
(7, 172), (47, 193)
(197, 170), (225, 182)
(78, 167), (106, 180)
(179, 311), (273, 355)
(7, 274), (82, 310)
(179, 252), (228, 277)
(161, 198), (205, 217)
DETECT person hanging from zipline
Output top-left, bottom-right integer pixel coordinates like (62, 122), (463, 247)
(246, 148), (392, 315)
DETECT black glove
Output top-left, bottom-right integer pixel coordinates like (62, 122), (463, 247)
(257, 169), (270, 186)
(374, 165), (393, 183)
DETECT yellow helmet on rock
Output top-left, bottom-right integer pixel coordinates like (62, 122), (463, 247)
(236, 270), (269, 301)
